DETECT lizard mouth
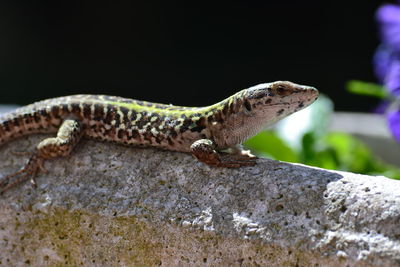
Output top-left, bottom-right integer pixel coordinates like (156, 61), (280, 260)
(264, 102), (291, 107)
(274, 100), (311, 107)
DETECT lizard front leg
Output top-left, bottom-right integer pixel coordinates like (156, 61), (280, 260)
(190, 139), (257, 168)
(0, 119), (85, 194)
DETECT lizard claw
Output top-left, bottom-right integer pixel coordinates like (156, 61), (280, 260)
(191, 139), (258, 168)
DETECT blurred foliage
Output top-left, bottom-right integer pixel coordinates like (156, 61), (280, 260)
(244, 94), (400, 180)
(346, 80), (389, 99)
(347, 79), (400, 143)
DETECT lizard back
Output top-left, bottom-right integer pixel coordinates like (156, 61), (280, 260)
(0, 82), (319, 151)
(0, 95), (214, 152)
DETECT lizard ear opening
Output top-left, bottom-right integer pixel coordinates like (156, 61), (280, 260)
(244, 100), (252, 112)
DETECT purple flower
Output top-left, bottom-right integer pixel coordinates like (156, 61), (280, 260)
(374, 49), (400, 96)
(376, 4), (400, 54)
(374, 46), (391, 82)
(374, 2), (400, 142)
(385, 58), (400, 96)
(375, 4), (400, 96)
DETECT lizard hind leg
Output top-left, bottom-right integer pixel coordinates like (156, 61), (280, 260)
(0, 119), (85, 194)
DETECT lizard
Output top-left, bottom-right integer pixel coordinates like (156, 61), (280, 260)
(0, 81), (318, 193)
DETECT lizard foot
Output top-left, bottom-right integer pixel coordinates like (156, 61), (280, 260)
(0, 153), (46, 194)
(190, 139), (257, 168)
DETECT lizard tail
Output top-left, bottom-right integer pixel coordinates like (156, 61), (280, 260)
(0, 107), (57, 146)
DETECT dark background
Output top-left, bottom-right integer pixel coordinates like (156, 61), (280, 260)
(0, 1), (386, 111)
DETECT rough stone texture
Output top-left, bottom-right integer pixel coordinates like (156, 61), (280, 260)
(0, 135), (400, 267)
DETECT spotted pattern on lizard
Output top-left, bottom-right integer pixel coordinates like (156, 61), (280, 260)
(0, 81), (318, 193)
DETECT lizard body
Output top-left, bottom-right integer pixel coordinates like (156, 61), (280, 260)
(0, 81), (318, 193)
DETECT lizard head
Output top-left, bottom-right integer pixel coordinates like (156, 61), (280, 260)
(207, 81), (318, 148)
(212, 81), (319, 147)
(241, 81), (319, 126)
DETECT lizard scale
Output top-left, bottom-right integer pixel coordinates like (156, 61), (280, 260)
(0, 81), (318, 193)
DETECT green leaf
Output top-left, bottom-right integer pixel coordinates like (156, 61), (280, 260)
(346, 80), (388, 99)
(324, 132), (373, 173)
(300, 132), (339, 170)
(244, 131), (298, 162)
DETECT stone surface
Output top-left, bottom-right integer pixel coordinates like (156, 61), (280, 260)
(0, 135), (400, 266)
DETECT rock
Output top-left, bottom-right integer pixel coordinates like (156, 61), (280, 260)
(0, 135), (400, 266)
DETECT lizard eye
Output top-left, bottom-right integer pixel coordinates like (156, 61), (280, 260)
(275, 85), (291, 96)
